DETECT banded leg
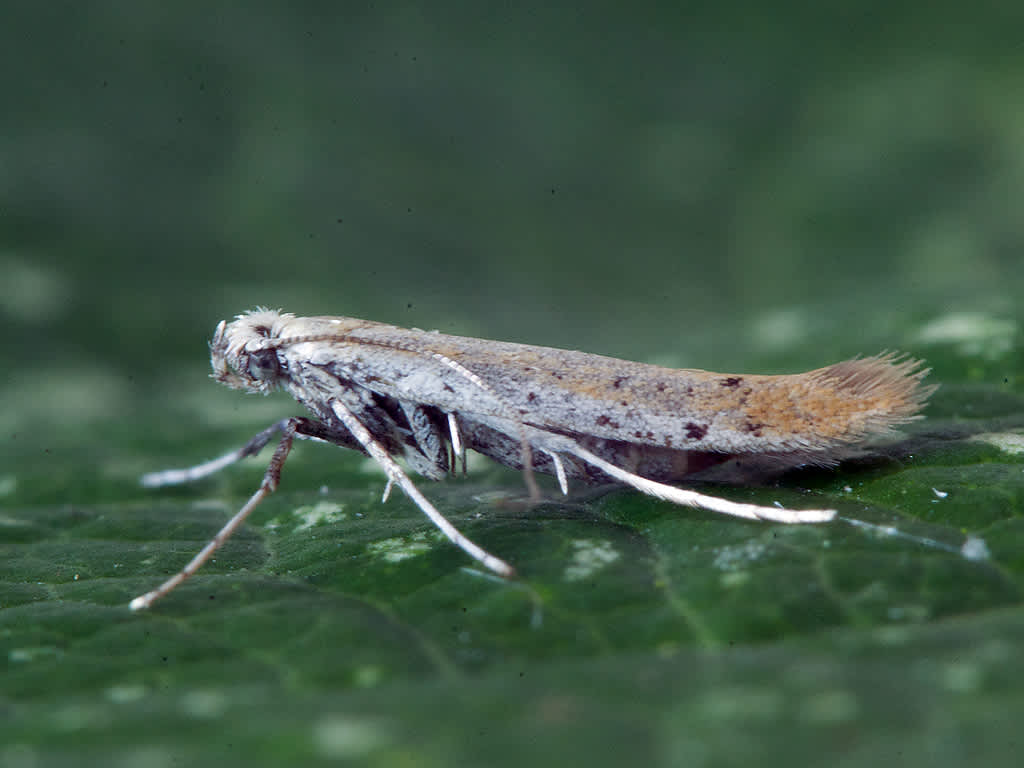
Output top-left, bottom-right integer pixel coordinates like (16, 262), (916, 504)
(140, 417), (357, 488)
(131, 418), (329, 610)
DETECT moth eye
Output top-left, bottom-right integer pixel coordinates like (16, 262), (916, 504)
(247, 349), (281, 381)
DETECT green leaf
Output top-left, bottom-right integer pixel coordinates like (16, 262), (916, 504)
(4, 3), (1024, 765)
(4, 331), (1024, 766)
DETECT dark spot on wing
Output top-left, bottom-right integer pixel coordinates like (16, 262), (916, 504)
(721, 377), (743, 388)
(685, 422), (708, 440)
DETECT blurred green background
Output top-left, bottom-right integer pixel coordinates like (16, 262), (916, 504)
(2, 2), (1023, 766)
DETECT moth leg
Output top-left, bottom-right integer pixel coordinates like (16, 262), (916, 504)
(414, 350), (540, 499)
(140, 417), (351, 488)
(447, 413), (467, 475)
(330, 398), (515, 578)
(519, 439), (542, 502)
(130, 417), (320, 610)
(560, 442), (836, 524)
(542, 449), (569, 495)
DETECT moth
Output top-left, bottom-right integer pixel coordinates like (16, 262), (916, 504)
(131, 308), (933, 610)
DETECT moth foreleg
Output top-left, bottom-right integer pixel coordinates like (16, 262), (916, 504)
(140, 417), (350, 488)
(330, 398), (515, 578)
(130, 417), (319, 610)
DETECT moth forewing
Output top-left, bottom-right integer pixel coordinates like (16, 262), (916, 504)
(258, 315), (931, 457)
(132, 308), (933, 610)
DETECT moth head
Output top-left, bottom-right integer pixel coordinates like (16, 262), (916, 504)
(210, 309), (294, 393)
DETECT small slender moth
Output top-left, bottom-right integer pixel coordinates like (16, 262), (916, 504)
(131, 309), (934, 610)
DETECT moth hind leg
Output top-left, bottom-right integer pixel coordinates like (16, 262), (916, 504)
(540, 436), (837, 524)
